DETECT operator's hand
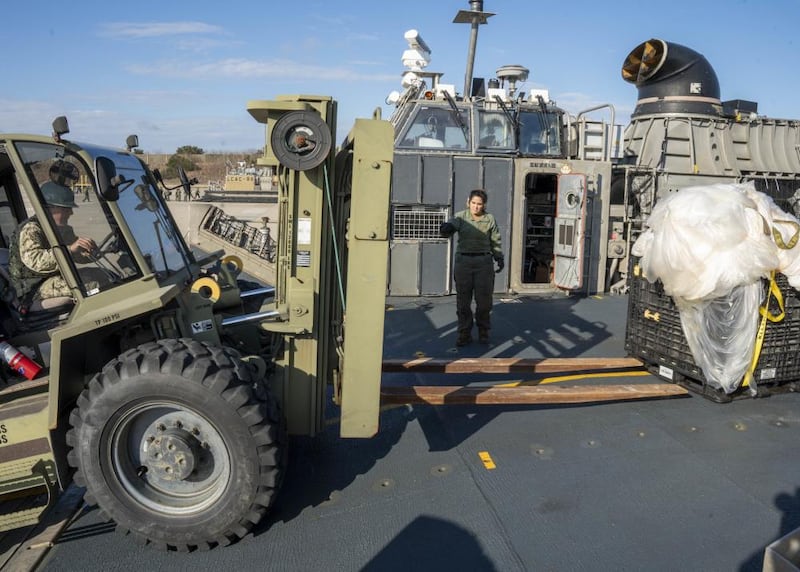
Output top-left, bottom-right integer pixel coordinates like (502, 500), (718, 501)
(439, 222), (456, 237)
(494, 258), (504, 274)
(69, 236), (98, 257)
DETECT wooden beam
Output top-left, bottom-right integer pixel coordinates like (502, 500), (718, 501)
(381, 356), (644, 374)
(380, 383), (688, 405)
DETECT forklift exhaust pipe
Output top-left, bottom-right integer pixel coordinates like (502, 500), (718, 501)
(621, 38), (721, 117)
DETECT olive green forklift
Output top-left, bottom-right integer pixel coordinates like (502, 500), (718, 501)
(0, 96), (392, 550)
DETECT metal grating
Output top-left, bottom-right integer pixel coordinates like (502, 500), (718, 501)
(392, 206), (447, 241)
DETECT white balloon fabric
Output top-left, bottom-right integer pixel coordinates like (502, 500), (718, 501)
(632, 181), (800, 393)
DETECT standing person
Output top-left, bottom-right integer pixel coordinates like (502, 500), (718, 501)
(440, 189), (504, 346)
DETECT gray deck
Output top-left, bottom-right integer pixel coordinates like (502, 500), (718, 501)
(38, 294), (800, 571)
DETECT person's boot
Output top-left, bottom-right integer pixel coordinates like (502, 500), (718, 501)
(478, 329), (490, 344)
(456, 333), (472, 347)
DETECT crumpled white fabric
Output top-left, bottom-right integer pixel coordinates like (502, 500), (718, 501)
(632, 181), (800, 393)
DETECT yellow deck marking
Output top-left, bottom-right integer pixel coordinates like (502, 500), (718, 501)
(497, 370), (651, 388)
(478, 451), (496, 470)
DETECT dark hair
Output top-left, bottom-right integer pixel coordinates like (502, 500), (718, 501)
(469, 189), (488, 204)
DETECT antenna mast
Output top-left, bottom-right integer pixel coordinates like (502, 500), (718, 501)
(453, 0), (495, 99)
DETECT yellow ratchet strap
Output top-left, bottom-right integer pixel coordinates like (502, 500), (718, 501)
(772, 220), (800, 250)
(742, 271), (784, 389)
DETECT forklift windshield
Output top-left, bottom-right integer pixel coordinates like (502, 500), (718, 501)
(109, 151), (191, 279)
(13, 141), (140, 297)
(13, 142), (190, 297)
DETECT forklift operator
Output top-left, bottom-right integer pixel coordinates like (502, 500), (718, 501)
(8, 167), (99, 304)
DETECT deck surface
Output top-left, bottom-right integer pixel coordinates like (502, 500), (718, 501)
(34, 293), (800, 571)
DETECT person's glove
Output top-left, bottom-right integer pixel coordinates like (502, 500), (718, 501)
(494, 257), (504, 273)
(440, 222), (456, 237)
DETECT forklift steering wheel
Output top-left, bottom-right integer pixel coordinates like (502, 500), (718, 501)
(97, 230), (118, 255)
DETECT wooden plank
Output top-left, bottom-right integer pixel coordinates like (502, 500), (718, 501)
(380, 383), (688, 405)
(381, 356), (644, 374)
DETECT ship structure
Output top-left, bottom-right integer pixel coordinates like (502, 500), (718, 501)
(385, 1), (621, 296)
(385, 1), (800, 300)
(615, 37), (800, 255)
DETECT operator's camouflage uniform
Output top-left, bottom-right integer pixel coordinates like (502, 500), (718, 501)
(8, 217), (80, 302)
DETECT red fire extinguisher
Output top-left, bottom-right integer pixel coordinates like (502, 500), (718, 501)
(0, 341), (42, 380)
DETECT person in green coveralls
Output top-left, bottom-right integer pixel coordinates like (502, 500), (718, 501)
(440, 189), (504, 346)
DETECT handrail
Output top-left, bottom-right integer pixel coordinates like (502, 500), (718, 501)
(575, 103), (617, 162)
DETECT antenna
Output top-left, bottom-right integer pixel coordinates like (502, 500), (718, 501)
(496, 65), (529, 99)
(453, 0), (495, 100)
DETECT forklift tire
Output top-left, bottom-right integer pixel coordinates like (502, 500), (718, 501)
(66, 338), (286, 551)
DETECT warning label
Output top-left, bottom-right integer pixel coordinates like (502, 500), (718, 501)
(297, 250), (311, 267)
(191, 319), (213, 334)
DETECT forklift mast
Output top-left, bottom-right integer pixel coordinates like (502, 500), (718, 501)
(247, 96), (393, 438)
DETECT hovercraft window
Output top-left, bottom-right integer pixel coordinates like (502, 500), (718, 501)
(397, 106), (470, 150)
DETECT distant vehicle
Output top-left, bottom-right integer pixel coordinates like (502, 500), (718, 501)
(223, 160), (272, 192)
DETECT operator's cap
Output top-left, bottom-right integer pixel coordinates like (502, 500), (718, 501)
(41, 181), (78, 209)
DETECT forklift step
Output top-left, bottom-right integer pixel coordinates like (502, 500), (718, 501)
(0, 496), (51, 533)
(0, 459), (58, 533)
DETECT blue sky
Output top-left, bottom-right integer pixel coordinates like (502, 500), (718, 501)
(3, 0), (798, 153)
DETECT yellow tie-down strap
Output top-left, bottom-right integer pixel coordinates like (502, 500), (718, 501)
(742, 271), (785, 389)
(744, 219), (800, 389)
(771, 219), (800, 250)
